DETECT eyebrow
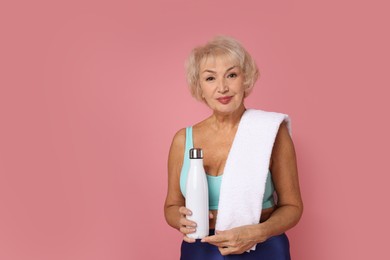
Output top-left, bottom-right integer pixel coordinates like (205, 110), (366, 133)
(202, 66), (237, 74)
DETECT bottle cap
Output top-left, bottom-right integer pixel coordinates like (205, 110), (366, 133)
(189, 148), (203, 159)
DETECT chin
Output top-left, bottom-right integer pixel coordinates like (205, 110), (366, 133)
(213, 103), (242, 114)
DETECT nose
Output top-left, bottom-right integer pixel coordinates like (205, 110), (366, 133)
(217, 78), (229, 94)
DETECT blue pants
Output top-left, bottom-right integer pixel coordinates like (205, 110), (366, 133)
(181, 230), (290, 260)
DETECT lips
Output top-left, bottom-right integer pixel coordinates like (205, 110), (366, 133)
(217, 96), (233, 104)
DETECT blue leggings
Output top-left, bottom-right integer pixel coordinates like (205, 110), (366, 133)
(181, 230), (290, 260)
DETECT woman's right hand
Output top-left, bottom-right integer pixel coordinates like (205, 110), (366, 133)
(179, 207), (214, 243)
(179, 206), (197, 243)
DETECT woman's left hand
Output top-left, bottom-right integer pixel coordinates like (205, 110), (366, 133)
(201, 225), (263, 255)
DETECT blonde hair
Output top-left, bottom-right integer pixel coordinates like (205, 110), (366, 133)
(185, 36), (259, 102)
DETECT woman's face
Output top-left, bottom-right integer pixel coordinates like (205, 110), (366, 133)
(199, 55), (245, 114)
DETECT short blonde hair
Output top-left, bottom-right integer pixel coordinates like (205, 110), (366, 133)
(185, 36), (259, 102)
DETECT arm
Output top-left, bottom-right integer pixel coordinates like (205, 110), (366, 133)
(164, 128), (198, 243)
(253, 121), (303, 239)
(202, 121), (303, 254)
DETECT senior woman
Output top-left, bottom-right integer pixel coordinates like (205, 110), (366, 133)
(164, 36), (303, 259)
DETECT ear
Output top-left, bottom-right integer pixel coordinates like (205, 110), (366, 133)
(244, 84), (252, 98)
(199, 86), (205, 99)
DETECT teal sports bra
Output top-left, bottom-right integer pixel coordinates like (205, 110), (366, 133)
(180, 127), (275, 210)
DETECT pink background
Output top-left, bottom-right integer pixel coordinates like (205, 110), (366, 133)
(1, 0), (389, 259)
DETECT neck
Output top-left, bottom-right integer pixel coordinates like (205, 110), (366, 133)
(210, 104), (246, 131)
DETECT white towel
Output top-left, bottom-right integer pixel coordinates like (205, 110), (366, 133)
(215, 109), (291, 251)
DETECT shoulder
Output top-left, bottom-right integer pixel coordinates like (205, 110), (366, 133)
(168, 128), (187, 171)
(272, 121), (295, 160)
(169, 128), (187, 156)
(246, 109), (290, 123)
(172, 128), (186, 145)
(246, 108), (291, 134)
(276, 121), (291, 140)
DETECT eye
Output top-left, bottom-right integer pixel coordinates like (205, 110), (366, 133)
(227, 73), (237, 78)
(205, 76), (215, 81)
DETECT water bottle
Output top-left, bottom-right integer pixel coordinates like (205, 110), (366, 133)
(186, 148), (209, 239)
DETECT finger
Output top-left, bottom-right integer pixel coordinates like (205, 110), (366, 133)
(220, 244), (253, 255)
(215, 230), (227, 235)
(205, 240), (230, 248)
(179, 206), (192, 216)
(179, 217), (197, 228)
(219, 245), (244, 256)
(201, 234), (228, 244)
(183, 235), (196, 243)
(219, 246), (233, 256)
(209, 242), (230, 248)
(179, 225), (197, 235)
